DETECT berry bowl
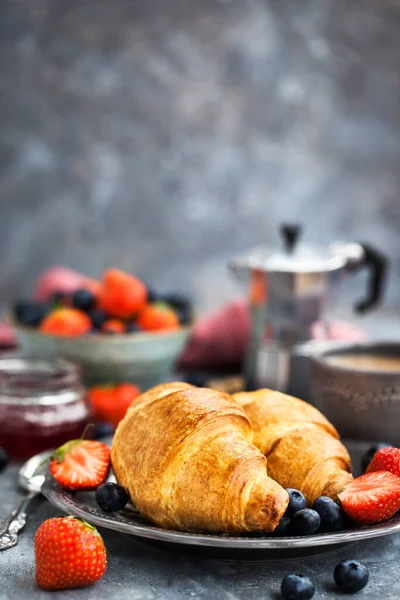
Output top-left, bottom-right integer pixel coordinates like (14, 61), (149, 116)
(7, 268), (194, 388)
(309, 341), (400, 446)
(10, 319), (192, 388)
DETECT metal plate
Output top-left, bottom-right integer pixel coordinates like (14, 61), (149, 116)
(41, 477), (400, 550)
(41, 438), (400, 553)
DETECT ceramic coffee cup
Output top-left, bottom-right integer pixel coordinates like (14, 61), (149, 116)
(310, 341), (400, 445)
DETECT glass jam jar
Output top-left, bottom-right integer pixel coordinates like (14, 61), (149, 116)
(0, 356), (91, 459)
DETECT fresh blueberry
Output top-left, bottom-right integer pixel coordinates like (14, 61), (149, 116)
(162, 293), (192, 312)
(175, 306), (194, 326)
(125, 322), (142, 333)
(288, 509), (321, 536)
(361, 442), (393, 473)
(92, 423), (115, 440)
(312, 496), (345, 532)
(0, 447), (9, 472)
(274, 517), (291, 536)
(13, 300), (49, 327)
(13, 299), (31, 318)
(88, 309), (108, 330)
(146, 287), (160, 303)
(334, 560), (369, 594)
(281, 574), (315, 600)
(285, 489), (306, 517)
(95, 482), (129, 512)
(72, 289), (96, 312)
(162, 294), (193, 325)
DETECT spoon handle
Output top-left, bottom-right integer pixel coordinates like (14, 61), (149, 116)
(0, 491), (38, 537)
(0, 531), (18, 552)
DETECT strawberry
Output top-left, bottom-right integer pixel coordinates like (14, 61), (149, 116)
(50, 440), (110, 491)
(366, 447), (400, 478)
(98, 268), (147, 319)
(138, 302), (179, 332)
(113, 382), (141, 423)
(101, 318), (126, 334)
(89, 382), (140, 427)
(40, 307), (91, 336)
(338, 471), (400, 524)
(35, 516), (106, 590)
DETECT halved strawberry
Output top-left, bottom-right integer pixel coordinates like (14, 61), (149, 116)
(50, 440), (110, 491)
(366, 447), (400, 478)
(338, 471), (400, 524)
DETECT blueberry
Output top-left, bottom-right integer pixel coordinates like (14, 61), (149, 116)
(288, 509), (321, 536)
(92, 423), (115, 440)
(274, 517), (291, 536)
(162, 293), (192, 312)
(13, 300), (49, 327)
(281, 574), (315, 600)
(0, 447), (9, 472)
(312, 496), (345, 532)
(72, 289), (96, 312)
(125, 322), (142, 333)
(95, 482), (129, 512)
(88, 309), (108, 330)
(14, 299), (31, 318)
(361, 442), (393, 473)
(285, 489), (306, 517)
(175, 306), (194, 326)
(162, 294), (193, 325)
(334, 560), (369, 594)
(146, 288), (160, 303)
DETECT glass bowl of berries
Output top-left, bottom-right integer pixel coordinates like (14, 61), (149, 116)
(9, 268), (193, 389)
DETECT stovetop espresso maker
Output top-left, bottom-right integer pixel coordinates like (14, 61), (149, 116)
(230, 224), (387, 397)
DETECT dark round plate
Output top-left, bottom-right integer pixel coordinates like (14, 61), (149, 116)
(41, 437), (400, 555)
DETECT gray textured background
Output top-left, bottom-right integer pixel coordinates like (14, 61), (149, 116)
(0, 0), (399, 313)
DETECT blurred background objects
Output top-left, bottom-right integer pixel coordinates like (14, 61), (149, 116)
(0, 0), (399, 319)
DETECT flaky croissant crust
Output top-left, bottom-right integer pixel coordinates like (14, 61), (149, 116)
(111, 382), (289, 533)
(234, 389), (353, 504)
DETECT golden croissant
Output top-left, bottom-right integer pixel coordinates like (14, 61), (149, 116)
(111, 382), (289, 534)
(234, 389), (353, 504)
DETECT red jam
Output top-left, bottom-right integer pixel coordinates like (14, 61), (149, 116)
(0, 357), (91, 460)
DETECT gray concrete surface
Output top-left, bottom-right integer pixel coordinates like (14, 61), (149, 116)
(1, 457), (399, 599)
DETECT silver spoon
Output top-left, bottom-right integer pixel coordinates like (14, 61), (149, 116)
(0, 449), (52, 550)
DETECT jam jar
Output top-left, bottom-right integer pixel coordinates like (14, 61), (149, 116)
(0, 356), (91, 459)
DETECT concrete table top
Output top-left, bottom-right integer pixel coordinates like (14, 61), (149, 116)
(1, 461), (399, 600)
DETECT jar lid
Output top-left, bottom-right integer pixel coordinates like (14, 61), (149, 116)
(0, 356), (81, 405)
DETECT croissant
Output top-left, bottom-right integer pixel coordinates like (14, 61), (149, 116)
(233, 389), (353, 504)
(111, 382), (289, 534)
